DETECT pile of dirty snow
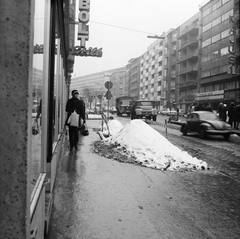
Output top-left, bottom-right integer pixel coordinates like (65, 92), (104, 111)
(99, 119), (123, 137)
(103, 119), (208, 171)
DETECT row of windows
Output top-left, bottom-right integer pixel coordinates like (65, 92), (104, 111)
(202, 28), (230, 47)
(202, 9), (233, 33)
(200, 80), (237, 93)
(202, 47), (228, 63)
(201, 65), (228, 78)
(203, 0), (230, 18)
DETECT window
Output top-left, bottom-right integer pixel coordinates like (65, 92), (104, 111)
(212, 16), (221, 27)
(221, 29), (230, 39)
(222, 0), (230, 4)
(203, 7), (211, 18)
(220, 47), (228, 56)
(202, 70), (211, 78)
(202, 54), (210, 63)
(203, 22), (212, 32)
(202, 38), (211, 47)
(212, 0), (221, 11)
(212, 33), (221, 43)
(158, 81), (161, 86)
(222, 9), (233, 22)
(210, 51), (219, 60)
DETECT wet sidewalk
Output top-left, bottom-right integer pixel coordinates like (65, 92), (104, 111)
(47, 120), (240, 239)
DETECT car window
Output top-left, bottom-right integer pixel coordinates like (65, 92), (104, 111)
(199, 113), (218, 120)
(136, 102), (153, 106)
(192, 114), (199, 121)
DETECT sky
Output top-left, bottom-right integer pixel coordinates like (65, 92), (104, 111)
(95, 118), (208, 171)
(73, 0), (201, 77)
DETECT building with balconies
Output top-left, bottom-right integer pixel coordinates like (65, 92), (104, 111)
(127, 57), (141, 101)
(140, 32), (169, 111)
(198, 0), (239, 109)
(166, 29), (179, 109)
(177, 12), (200, 112)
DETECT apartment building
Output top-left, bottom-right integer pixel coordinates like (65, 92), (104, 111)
(166, 28), (179, 109)
(197, 0), (239, 109)
(127, 57), (141, 101)
(177, 13), (201, 112)
(140, 34), (168, 111)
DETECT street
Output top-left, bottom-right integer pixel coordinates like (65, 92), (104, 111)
(48, 115), (240, 239)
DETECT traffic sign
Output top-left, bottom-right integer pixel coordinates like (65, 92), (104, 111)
(105, 90), (113, 99)
(105, 81), (113, 89)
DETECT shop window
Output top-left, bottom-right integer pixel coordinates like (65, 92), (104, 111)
(31, 0), (46, 193)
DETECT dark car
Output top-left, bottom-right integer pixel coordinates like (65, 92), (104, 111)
(180, 111), (234, 140)
(131, 100), (157, 121)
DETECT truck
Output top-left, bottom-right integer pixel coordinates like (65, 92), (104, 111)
(131, 100), (158, 121)
(116, 96), (134, 116)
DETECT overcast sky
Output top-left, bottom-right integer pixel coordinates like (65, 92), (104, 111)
(73, 0), (201, 77)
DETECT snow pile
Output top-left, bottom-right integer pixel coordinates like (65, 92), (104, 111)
(99, 119), (123, 137)
(103, 119), (207, 171)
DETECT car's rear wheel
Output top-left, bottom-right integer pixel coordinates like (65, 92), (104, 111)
(199, 128), (207, 139)
(223, 134), (230, 140)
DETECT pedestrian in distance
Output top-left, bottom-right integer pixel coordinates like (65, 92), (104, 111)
(222, 104), (227, 122)
(65, 90), (86, 151)
(218, 102), (224, 120)
(205, 103), (213, 112)
(235, 103), (240, 129)
(228, 102), (236, 128)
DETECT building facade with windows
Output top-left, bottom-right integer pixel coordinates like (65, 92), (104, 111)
(140, 34), (168, 111)
(177, 13), (201, 112)
(197, 0), (239, 108)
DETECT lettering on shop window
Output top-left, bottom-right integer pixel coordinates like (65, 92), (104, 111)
(72, 46), (103, 57)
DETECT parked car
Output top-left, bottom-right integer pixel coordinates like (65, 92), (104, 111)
(178, 109), (186, 117)
(110, 106), (117, 114)
(180, 111), (234, 140)
(160, 108), (177, 116)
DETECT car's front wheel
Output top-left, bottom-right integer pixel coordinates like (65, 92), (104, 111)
(199, 128), (207, 139)
(182, 125), (188, 136)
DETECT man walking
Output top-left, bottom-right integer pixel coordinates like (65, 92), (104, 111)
(65, 90), (86, 150)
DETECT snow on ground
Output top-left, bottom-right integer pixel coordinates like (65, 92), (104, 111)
(100, 119), (208, 171)
(99, 119), (123, 136)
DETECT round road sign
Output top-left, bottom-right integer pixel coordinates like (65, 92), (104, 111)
(105, 81), (113, 89)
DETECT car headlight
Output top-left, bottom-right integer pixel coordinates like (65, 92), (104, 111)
(224, 123), (231, 129)
(205, 124), (214, 130)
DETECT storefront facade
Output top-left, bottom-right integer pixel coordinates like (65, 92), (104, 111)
(0, 0), (75, 238)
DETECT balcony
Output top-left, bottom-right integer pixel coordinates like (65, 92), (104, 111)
(181, 37), (198, 49)
(181, 22), (199, 36)
(177, 80), (197, 89)
(180, 66), (198, 74)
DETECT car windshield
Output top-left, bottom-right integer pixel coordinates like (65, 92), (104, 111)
(199, 112), (218, 121)
(136, 102), (154, 106)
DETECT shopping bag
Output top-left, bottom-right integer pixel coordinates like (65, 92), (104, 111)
(32, 121), (39, 135)
(81, 123), (89, 136)
(67, 111), (79, 127)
